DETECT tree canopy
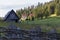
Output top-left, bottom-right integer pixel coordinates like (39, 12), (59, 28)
(16, 0), (60, 20)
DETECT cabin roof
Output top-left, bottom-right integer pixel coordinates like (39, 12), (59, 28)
(4, 9), (19, 21)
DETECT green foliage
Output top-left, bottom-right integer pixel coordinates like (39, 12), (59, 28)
(0, 17), (60, 32)
(16, 0), (60, 20)
(55, 4), (60, 15)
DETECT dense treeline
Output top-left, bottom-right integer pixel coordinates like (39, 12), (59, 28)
(16, 0), (60, 20)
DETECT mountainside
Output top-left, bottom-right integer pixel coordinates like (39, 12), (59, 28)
(16, 0), (60, 20)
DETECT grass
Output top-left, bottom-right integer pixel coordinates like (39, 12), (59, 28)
(0, 16), (60, 33)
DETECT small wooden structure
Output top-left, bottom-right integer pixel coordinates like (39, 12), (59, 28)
(4, 9), (19, 22)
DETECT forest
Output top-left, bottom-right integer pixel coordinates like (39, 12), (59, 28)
(16, 0), (60, 21)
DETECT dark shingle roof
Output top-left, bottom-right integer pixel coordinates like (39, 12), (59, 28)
(4, 9), (19, 21)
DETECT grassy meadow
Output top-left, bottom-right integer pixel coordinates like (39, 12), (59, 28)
(0, 16), (60, 33)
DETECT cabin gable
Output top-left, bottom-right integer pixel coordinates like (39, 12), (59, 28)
(4, 9), (19, 22)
